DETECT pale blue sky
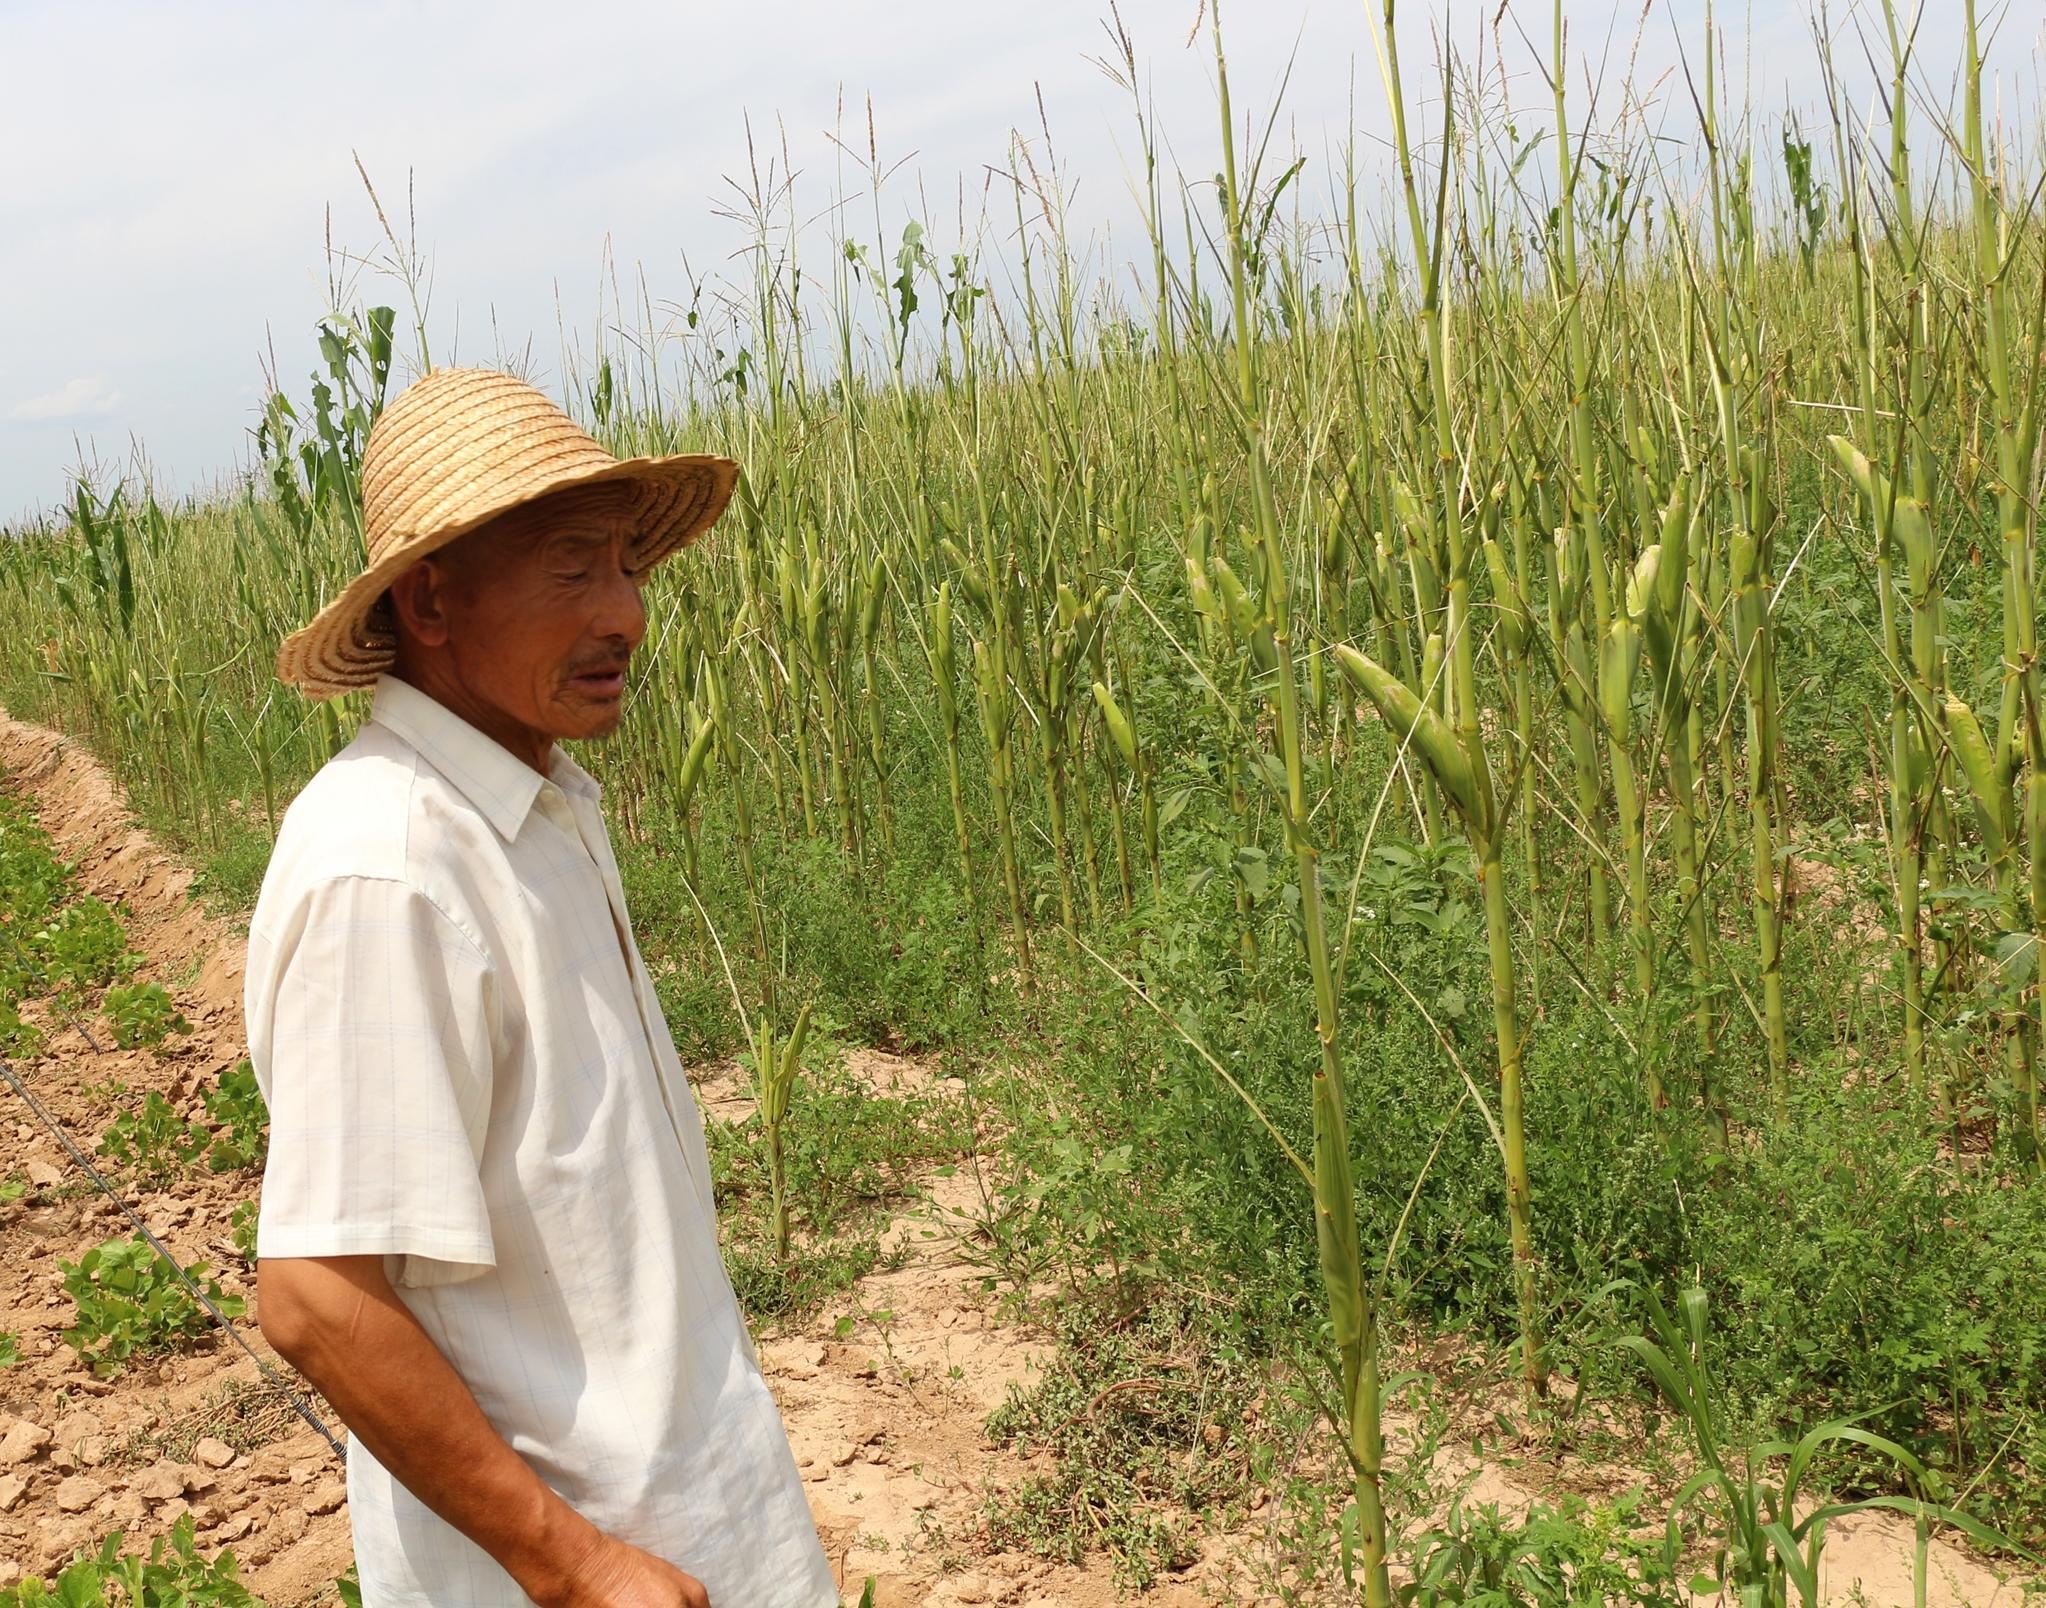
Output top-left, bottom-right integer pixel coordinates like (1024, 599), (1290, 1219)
(0, 0), (2012, 523)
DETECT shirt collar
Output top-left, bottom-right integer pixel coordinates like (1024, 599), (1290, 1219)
(370, 674), (590, 842)
(547, 746), (604, 805)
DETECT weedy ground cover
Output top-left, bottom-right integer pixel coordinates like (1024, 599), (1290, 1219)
(983, 1298), (1270, 1591)
(3, 0), (2045, 1595)
(703, 1008), (977, 1323)
(0, 794), (135, 1052)
(112, 1376), (310, 1472)
(1400, 1491), (1687, 1608)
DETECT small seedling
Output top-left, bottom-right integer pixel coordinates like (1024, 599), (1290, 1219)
(202, 1061), (268, 1172)
(0, 1000), (38, 1057)
(61, 1235), (243, 1377)
(34, 896), (138, 1000)
(97, 1092), (206, 1182)
(0, 1515), (259, 1606)
(103, 981), (190, 1050)
(228, 1200), (259, 1265)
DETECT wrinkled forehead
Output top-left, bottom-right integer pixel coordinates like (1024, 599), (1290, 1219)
(475, 481), (642, 554)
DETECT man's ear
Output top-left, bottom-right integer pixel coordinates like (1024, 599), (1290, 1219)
(388, 558), (455, 648)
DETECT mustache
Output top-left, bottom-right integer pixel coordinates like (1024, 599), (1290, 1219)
(565, 648), (632, 677)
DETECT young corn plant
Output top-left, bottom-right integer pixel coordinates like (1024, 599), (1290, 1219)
(1482, 499), (1546, 1012)
(1620, 1285), (2031, 1607)
(1695, 0), (1792, 1108)
(751, 1001), (812, 1262)
(1829, 436), (1943, 1103)
(702, 647), (770, 975)
(926, 581), (978, 906)
(665, 706), (720, 941)
(1600, 554), (1656, 1102)
(1180, 515), (1269, 962)
(853, 553), (894, 860)
(1822, 4), (1951, 1105)
(1545, 0), (1616, 955)
(958, 559), (1034, 987)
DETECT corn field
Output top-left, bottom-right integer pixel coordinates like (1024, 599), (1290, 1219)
(4, 0), (2045, 1596)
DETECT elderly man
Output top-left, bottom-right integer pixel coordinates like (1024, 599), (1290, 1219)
(246, 369), (838, 1608)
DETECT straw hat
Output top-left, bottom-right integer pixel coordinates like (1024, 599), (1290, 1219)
(276, 367), (738, 697)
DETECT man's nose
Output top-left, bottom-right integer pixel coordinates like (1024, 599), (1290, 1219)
(594, 559), (648, 651)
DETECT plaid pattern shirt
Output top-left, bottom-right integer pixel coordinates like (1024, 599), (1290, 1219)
(245, 674), (836, 1608)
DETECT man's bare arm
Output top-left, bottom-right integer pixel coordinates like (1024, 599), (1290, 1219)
(258, 1255), (710, 1608)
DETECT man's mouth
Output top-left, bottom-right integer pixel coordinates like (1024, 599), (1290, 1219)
(569, 664), (628, 699)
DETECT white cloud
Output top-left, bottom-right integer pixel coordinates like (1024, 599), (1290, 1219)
(9, 375), (125, 425)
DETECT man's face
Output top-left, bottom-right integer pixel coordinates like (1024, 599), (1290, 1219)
(401, 486), (651, 751)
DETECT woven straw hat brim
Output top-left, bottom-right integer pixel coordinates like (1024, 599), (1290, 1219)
(276, 451), (736, 699)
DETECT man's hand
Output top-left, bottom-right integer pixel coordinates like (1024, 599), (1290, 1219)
(549, 1532), (710, 1608)
(259, 1256), (709, 1605)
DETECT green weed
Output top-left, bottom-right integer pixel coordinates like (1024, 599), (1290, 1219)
(982, 1298), (1267, 1591)
(1403, 1491), (1685, 1607)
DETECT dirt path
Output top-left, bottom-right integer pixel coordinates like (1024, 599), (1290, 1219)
(0, 709), (2031, 1607)
(693, 1047), (1223, 1608)
(0, 715), (352, 1602)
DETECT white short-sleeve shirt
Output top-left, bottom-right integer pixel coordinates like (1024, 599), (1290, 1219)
(245, 674), (838, 1608)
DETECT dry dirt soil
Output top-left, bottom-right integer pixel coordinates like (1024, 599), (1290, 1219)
(0, 710), (2032, 1607)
